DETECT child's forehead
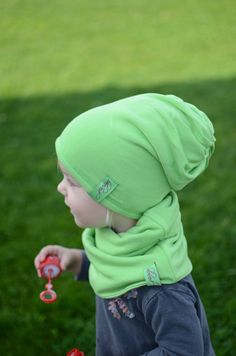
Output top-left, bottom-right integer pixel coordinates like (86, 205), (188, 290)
(57, 161), (72, 177)
(57, 161), (82, 185)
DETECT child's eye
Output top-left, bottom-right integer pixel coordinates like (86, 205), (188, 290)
(66, 176), (81, 188)
(67, 178), (76, 186)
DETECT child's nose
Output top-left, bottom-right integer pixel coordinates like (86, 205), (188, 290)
(57, 180), (66, 195)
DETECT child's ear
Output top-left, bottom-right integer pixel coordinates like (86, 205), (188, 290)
(105, 209), (113, 228)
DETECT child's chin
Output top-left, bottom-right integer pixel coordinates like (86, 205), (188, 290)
(74, 216), (86, 228)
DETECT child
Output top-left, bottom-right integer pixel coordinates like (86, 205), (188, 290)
(34, 93), (216, 355)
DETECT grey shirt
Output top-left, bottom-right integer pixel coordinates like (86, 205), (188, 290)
(77, 251), (215, 356)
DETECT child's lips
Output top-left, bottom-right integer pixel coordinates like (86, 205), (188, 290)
(64, 201), (75, 217)
(65, 201), (72, 214)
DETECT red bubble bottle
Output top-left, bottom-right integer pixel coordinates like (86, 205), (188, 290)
(38, 256), (62, 303)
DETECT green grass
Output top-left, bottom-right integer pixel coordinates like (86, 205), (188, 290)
(0, 1), (236, 355)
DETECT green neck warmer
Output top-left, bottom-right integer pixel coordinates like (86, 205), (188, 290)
(82, 191), (192, 298)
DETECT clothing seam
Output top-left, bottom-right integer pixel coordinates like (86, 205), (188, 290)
(143, 286), (195, 312)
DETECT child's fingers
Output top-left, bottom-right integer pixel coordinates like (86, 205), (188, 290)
(34, 245), (63, 269)
(37, 269), (42, 277)
(60, 252), (72, 271)
(59, 259), (67, 271)
(60, 249), (82, 274)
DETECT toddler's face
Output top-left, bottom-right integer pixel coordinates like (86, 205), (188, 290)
(57, 163), (107, 228)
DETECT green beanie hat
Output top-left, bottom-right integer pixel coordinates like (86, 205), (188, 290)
(55, 93), (215, 219)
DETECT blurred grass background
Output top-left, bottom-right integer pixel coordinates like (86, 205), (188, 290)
(0, 0), (235, 355)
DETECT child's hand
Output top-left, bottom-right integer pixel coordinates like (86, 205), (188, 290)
(34, 245), (83, 277)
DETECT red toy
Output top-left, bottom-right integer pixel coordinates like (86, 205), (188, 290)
(66, 348), (85, 356)
(38, 258), (85, 354)
(38, 256), (62, 303)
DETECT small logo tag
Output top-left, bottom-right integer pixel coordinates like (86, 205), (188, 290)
(92, 176), (118, 202)
(144, 263), (161, 286)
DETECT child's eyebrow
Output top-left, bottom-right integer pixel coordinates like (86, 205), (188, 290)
(57, 161), (82, 187)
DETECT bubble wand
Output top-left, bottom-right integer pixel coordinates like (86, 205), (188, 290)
(38, 256), (86, 354)
(38, 256), (62, 303)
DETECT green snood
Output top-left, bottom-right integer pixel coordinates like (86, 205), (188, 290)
(82, 191), (192, 298)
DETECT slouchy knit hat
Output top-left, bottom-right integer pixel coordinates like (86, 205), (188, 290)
(55, 93), (215, 219)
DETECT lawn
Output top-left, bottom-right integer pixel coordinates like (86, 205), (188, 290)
(0, 1), (235, 355)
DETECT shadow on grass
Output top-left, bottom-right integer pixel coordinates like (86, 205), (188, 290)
(0, 77), (235, 355)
